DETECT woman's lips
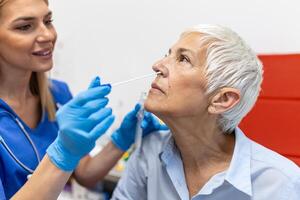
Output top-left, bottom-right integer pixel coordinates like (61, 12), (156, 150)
(151, 82), (165, 94)
(32, 48), (53, 59)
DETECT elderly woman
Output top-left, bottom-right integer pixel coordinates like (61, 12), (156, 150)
(112, 24), (300, 200)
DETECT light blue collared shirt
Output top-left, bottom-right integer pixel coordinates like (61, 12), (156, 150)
(112, 128), (300, 200)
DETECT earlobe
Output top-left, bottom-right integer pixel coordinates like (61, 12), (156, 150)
(208, 88), (240, 114)
(208, 105), (217, 114)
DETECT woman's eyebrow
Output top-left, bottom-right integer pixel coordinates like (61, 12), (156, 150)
(45, 11), (52, 18)
(13, 16), (35, 22)
(169, 48), (193, 54)
(177, 48), (194, 55)
(12, 11), (52, 22)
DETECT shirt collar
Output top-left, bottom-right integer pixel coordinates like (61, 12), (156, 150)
(159, 132), (176, 165)
(159, 128), (253, 197)
(225, 127), (252, 196)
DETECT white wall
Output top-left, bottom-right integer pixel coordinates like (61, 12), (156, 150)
(50, 0), (300, 126)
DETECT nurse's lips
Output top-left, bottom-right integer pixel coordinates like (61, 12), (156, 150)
(151, 82), (165, 94)
(32, 48), (52, 58)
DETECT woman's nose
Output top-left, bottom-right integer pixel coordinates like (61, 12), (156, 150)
(36, 25), (56, 43)
(152, 58), (169, 77)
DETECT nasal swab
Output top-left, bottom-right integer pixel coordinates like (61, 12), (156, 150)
(111, 71), (162, 87)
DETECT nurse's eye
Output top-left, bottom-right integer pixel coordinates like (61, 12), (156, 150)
(16, 24), (32, 31)
(178, 54), (190, 63)
(44, 19), (53, 26)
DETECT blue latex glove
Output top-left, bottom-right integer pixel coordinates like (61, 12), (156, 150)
(47, 77), (115, 171)
(111, 104), (169, 151)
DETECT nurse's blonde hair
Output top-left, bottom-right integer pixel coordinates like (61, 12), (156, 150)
(0, 0), (56, 121)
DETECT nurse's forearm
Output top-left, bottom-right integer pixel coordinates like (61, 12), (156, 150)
(11, 155), (71, 200)
(74, 141), (124, 188)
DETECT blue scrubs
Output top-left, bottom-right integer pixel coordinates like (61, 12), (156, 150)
(0, 80), (72, 199)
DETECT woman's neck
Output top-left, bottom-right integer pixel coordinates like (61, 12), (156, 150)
(0, 67), (41, 128)
(162, 114), (236, 197)
(162, 114), (235, 168)
(0, 66), (33, 103)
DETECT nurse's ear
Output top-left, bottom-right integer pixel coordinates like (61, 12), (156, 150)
(208, 88), (240, 114)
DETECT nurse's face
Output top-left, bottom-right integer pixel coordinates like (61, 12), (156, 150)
(145, 32), (209, 118)
(0, 0), (57, 73)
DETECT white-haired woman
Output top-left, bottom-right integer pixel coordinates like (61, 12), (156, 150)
(112, 25), (300, 200)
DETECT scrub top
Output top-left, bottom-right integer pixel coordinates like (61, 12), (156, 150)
(0, 79), (72, 199)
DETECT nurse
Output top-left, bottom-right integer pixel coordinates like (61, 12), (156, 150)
(0, 0), (166, 199)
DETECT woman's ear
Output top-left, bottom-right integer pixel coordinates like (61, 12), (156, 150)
(208, 88), (240, 114)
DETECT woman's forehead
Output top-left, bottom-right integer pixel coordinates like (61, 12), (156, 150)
(0, 0), (49, 21)
(171, 32), (208, 66)
(172, 32), (206, 52)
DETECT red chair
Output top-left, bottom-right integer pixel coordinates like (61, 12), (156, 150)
(240, 54), (300, 166)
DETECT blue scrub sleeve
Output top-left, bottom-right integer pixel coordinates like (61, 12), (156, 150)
(50, 79), (73, 105)
(0, 178), (6, 200)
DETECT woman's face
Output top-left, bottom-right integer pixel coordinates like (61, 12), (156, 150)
(145, 32), (210, 118)
(0, 0), (56, 73)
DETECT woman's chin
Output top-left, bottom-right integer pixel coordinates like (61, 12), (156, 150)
(144, 99), (169, 118)
(145, 99), (160, 113)
(32, 63), (53, 73)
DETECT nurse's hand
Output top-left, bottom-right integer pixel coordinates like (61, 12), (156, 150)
(47, 77), (115, 171)
(111, 104), (169, 151)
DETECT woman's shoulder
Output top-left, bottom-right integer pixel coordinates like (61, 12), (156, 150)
(49, 79), (73, 105)
(250, 140), (300, 180)
(49, 79), (70, 93)
(236, 128), (300, 180)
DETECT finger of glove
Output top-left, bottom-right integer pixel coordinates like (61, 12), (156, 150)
(141, 111), (154, 129)
(88, 76), (101, 89)
(75, 108), (113, 132)
(141, 112), (168, 131)
(123, 104), (141, 122)
(141, 120), (148, 130)
(88, 107), (113, 124)
(134, 103), (141, 113)
(151, 117), (168, 130)
(70, 86), (111, 106)
(118, 104), (141, 131)
(143, 111), (152, 122)
(158, 124), (169, 130)
(89, 115), (115, 140)
(80, 98), (109, 117)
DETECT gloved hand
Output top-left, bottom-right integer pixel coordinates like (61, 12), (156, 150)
(47, 77), (115, 171)
(111, 104), (168, 151)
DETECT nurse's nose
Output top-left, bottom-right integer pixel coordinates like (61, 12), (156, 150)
(36, 24), (57, 43)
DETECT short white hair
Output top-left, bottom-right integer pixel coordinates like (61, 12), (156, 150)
(182, 24), (263, 133)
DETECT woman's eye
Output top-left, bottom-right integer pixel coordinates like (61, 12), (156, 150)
(16, 24), (32, 31)
(179, 54), (190, 63)
(45, 19), (53, 26)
